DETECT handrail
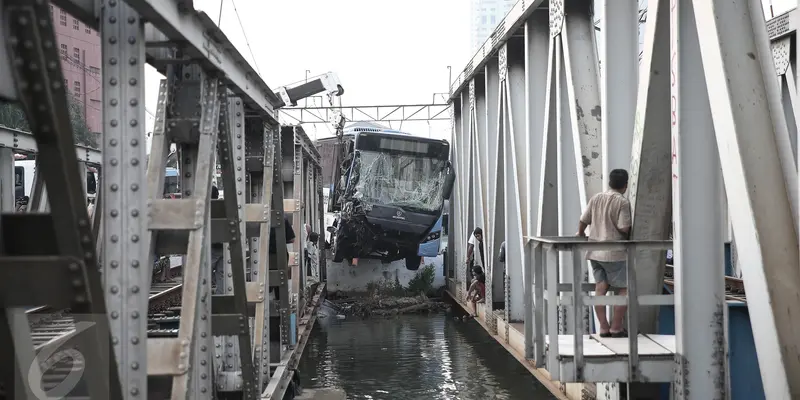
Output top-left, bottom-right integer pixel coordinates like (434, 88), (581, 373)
(524, 236), (673, 382)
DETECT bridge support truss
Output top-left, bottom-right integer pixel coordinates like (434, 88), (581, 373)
(447, 0), (800, 399)
(0, 1), (325, 399)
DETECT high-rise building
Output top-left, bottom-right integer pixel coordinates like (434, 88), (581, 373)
(50, 4), (102, 134)
(470, 0), (516, 52)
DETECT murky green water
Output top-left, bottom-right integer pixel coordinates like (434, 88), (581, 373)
(298, 312), (557, 400)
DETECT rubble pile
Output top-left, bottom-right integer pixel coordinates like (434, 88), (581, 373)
(324, 294), (448, 318)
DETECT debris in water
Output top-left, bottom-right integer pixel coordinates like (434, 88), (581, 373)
(327, 293), (448, 318)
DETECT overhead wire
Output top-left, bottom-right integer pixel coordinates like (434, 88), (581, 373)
(230, 0), (262, 76)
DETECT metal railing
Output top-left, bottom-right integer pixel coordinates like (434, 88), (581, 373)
(524, 236), (674, 381)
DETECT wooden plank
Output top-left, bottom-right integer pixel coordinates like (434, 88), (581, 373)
(590, 334), (674, 356)
(645, 334), (677, 353)
(546, 335), (615, 357)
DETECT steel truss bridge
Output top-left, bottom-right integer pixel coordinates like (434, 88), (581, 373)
(0, 1), (327, 399)
(446, 0), (800, 399)
(279, 103), (451, 125)
(0, 0), (798, 400)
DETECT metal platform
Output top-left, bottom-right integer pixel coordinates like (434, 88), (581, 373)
(544, 334), (675, 382)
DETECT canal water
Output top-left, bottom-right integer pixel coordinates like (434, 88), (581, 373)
(298, 311), (557, 399)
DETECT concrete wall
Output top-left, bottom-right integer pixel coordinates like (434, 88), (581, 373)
(326, 255), (446, 294)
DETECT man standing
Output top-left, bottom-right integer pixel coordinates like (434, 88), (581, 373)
(577, 169), (632, 338)
(466, 227), (484, 272)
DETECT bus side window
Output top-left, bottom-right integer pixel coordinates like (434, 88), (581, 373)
(14, 166), (24, 199)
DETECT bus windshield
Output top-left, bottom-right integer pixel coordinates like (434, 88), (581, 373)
(353, 150), (448, 213)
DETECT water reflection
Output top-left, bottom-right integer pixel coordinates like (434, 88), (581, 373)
(299, 313), (557, 399)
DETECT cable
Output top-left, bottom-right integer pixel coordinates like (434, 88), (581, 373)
(230, 0), (261, 75)
(217, 0), (224, 26)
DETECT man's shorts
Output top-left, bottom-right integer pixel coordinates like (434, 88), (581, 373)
(590, 260), (628, 289)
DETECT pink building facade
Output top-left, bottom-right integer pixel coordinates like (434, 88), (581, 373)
(50, 4), (102, 134)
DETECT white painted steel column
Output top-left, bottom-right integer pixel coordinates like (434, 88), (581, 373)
(449, 100), (464, 282)
(671, 0), (727, 398)
(555, 35), (578, 334)
(774, 38), (798, 169)
(472, 79), (489, 238)
(627, 0), (673, 334)
(503, 40), (528, 322)
(767, 37), (800, 235)
(554, 0), (604, 334)
(601, 0), (638, 182)
(469, 80), (490, 304)
(487, 59), (505, 300)
(693, 0), (800, 397)
(537, 36), (559, 240)
(526, 12), (551, 241)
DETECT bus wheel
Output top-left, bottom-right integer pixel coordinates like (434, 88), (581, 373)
(405, 255), (422, 271)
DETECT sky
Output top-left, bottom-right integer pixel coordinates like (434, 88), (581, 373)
(142, 0), (799, 147)
(143, 0), (470, 144)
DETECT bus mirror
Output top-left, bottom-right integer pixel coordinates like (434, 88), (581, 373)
(442, 169), (456, 199)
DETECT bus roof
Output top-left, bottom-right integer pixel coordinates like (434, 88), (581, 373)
(343, 126), (409, 135)
(352, 129), (449, 146)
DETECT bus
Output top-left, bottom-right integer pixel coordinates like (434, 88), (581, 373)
(417, 200), (448, 259)
(15, 158), (98, 204)
(327, 128), (455, 270)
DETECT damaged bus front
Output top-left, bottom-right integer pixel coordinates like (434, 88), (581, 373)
(328, 130), (455, 270)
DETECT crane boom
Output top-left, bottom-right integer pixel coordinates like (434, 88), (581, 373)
(275, 72), (344, 107)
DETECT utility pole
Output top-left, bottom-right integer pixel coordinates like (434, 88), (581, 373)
(305, 70), (310, 108)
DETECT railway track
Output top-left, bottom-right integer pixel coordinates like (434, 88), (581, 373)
(664, 264), (746, 302)
(25, 280), (184, 356)
(16, 279), (186, 396)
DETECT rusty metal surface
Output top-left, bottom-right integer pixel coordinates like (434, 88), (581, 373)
(664, 265), (746, 302)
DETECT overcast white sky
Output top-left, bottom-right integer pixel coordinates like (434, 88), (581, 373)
(144, 0), (469, 142)
(143, 0), (798, 145)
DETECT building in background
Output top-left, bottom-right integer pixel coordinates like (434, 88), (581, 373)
(470, 0), (515, 52)
(51, 4), (102, 134)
